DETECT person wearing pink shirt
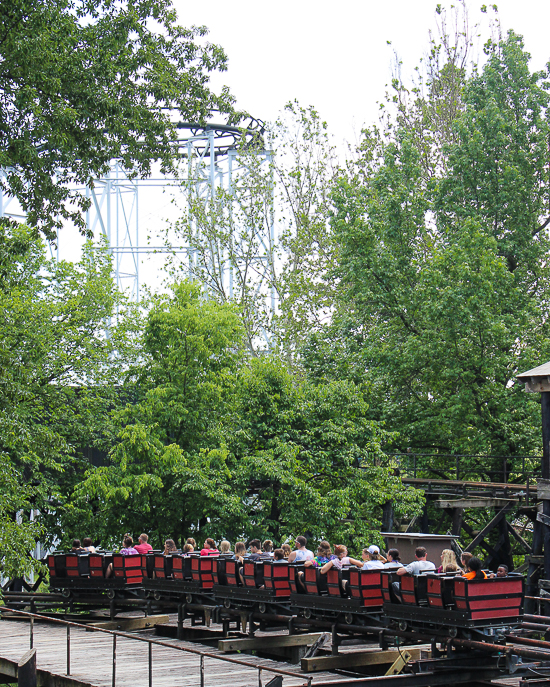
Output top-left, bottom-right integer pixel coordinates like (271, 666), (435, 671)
(200, 538), (219, 556)
(119, 536), (139, 556)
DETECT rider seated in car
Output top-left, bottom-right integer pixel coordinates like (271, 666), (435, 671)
(200, 538), (219, 556)
(362, 545), (384, 569)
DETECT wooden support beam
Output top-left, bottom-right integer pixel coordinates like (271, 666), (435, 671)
(461, 520), (499, 559)
(17, 649), (36, 687)
(451, 508), (464, 537)
(403, 477), (534, 492)
(464, 502), (514, 553)
(437, 499), (515, 509)
(0, 657), (16, 683)
(526, 520), (544, 614)
(433, 510), (447, 533)
(505, 521), (532, 556)
(89, 614), (169, 631)
(382, 501), (394, 533)
(420, 500), (430, 533)
(483, 530), (507, 570)
(385, 650), (412, 676)
(528, 554), (544, 565)
(218, 633), (323, 652)
(302, 647), (427, 672)
(538, 478), (550, 500)
(499, 516), (514, 571)
(519, 503), (543, 520)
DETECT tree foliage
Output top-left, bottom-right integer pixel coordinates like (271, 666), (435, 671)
(226, 357), (421, 549)
(70, 284), (422, 552)
(69, 282), (247, 548)
(0, 0), (235, 239)
(0, 225), (137, 575)
(168, 102), (340, 355)
(327, 29), (550, 460)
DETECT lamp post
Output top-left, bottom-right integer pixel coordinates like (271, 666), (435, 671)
(517, 362), (550, 599)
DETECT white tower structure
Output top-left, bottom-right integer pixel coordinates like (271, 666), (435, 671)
(0, 117), (277, 340)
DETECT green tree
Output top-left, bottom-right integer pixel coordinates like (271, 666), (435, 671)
(227, 356), (422, 551)
(70, 291), (422, 551)
(70, 281), (246, 548)
(0, 455), (43, 580)
(0, 224), (134, 575)
(0, 0), (235, 239)
(168, 102), (340, 356)
(437, 32), (550, 276)
(328, 30), (549, 463)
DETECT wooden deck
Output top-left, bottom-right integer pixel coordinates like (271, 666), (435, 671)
(0, 618), (347, 686)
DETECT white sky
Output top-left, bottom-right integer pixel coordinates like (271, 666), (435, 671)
(174, 0), (550, 148)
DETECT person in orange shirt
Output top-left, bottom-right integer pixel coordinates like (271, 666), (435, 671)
(462, 556), (487, 580)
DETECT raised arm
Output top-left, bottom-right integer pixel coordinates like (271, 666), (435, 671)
(320, 559), (335, 574)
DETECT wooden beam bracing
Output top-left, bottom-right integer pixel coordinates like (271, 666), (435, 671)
(302, 647), (427, 672)
(464, 502), (514, 553)
(218, 633), (323, 652)
(89, 615), (169, 631)
(436, 499), (516, 509)
(506, 521), (533, 554)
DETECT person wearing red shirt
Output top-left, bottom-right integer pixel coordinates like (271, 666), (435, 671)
(134, 533), (153, 554)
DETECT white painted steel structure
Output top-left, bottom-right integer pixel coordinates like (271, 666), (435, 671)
(0, 121), (275, 338)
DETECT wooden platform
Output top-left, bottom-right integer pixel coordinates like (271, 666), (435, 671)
(0, 619), (347, 686)
(402, 477), (535, 499)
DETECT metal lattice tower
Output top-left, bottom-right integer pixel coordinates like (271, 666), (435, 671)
(85, 161), (140, 301)
(0, 116), (276, 341)
(177, 124), (276, 340)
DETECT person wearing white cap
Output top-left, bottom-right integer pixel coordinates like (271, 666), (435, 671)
(361, 545), (385, 570)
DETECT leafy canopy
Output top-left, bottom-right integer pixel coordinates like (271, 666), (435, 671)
(226, 357), (422, 550)
(0, 224), (136, 574)
(69, 285), (422, 552)
(324, 29), (549, 461)
(0, 0), (235, 238)
(69, 281), (247, 548)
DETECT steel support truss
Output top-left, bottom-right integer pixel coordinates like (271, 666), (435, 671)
(85, 160), (140, 301)
(180, 128), (276, 344)
(0, 118), (275, 344)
